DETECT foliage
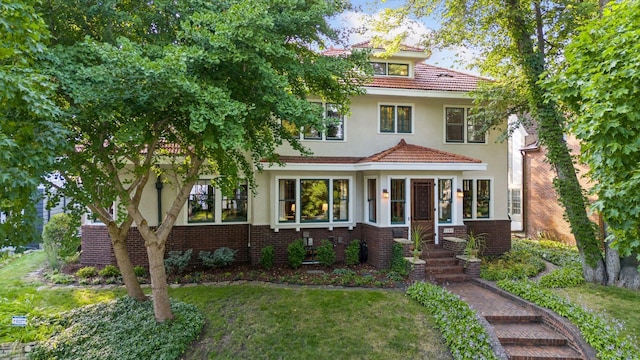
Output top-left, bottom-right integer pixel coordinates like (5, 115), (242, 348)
(164, 249), (193, 275)
(43, 270), (75, 285)
(480, 245), (545, 281)
(199, 248), (237, 268)
(259, 245), (275, 270)
(463, 231), (486, 259)
(411, 224), (429, 251)
(390, 243), (409, 276)
(133, 265), (147, 277)
(29, 297), (204, 360)
(497, 279), (638, 359)
(538, 263), (585, 288)
(407, 282), (497, 359)
(546, 0), (640, 258)
(41, 213), (79, 270)
(345, 239), (360, 266)
(287, 239), (306, 269)
(514, 239), (581, 267)
(99, 265), (121, 278)
(316, 240), (336, 266)
(75, 266), (98, 279)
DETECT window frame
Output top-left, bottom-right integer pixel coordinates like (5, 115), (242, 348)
(390, 178), (407, 225)
(370, 61), (411, 77)
(186, 179), (250, 225)
(444, 106), (487, 144)
(378, 103), (414, 134)
(365, 177), (377, 224)
(462, 178), (493, 220)
(302, 102), (346, 141)
(438, 179), (453, 224)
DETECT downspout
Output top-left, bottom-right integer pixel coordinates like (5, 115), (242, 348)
(155, 176), (163, 225)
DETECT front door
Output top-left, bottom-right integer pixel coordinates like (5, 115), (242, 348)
(411, 179), (435, 244)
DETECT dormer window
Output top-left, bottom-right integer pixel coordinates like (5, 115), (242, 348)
(371, 62), (410, 77)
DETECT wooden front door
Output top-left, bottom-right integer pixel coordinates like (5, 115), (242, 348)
(411, 179), (435, 244)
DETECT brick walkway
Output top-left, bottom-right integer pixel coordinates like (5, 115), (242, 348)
(444, 279), (595, 360)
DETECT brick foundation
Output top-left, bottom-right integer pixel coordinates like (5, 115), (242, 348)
(464, 220), (511, 256)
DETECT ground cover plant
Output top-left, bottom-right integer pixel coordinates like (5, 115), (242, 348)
(30, 297), (204, 360)
(406, 282), (497, 360)
(498, 279), (638, 359)
(480, 240), (546, 281)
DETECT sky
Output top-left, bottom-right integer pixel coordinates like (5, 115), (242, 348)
(329, 0), (478, 74)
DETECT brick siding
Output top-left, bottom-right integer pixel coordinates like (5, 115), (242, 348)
(464, 220), (511, 256)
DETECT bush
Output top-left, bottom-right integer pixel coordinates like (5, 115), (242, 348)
(538, 263), (584, 288)
(316, 240), (336, 266)
(75, 266), (98, 279)
(390, 243), (408, 276)
(164, 249), (193, 275)
(199, 247), (237, 268)
(259, 245), (274, 269)
(497, 279), (638, 359)
(133, 265), (147, 277)
(407, 282), (497, 359)
(287, 239), (306, 269)
(44, 270), (75, 284)
(99, 265), (121, 278)
(42, 213), (80, 270)
(513, 239), (580, 267)
(30, 297), (205, 360)
(480, 246), (546, 281)
(345, 240), (360, 266)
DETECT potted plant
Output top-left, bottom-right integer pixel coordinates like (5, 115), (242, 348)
(410, 224), (430, 260)
(463, 231), (486, 259)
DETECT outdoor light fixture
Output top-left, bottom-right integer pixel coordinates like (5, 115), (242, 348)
(457, 189), (464, 198)
(382, 189), (389, 199)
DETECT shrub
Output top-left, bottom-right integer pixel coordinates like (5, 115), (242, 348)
(164, 249), (193, 275)
(44, 270), (75, 284)
(75, 266), (98, 279)
(538, 263), (584, 288)
(316, 240), (336, 266)
(497, 279), (638, 359)
(513, 239), (580, 267)
(259, 245), (274, 269)
(133, 265), (147, 277)
(30, 297), (205, 360)
(390, 243), (408, 276)
(407, 282), (497, 359)
(287, 239), (306, 269)
(42, 213), (80, 270)
(345, 240), (360, 266)
(99, 265), (121, 278)
(480, 246), (545, 281)
(199, 247), (237, 268)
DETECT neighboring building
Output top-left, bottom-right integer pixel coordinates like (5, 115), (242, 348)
(81, 42), (511, 269)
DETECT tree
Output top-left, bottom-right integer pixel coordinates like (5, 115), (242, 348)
(375, 0), (610, 283)
(0, 1), (68, 247)
(39, 0), (370, 321)
(546, 0), (640, 287)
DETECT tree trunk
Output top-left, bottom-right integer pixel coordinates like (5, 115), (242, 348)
(605, 238), (621, 286)
(504, 0), (606, 283)
(112, 237), (147, 300)
(146, 238), (174, 322)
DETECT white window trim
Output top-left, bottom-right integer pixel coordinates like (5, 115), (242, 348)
(85, 203), (116, 225)
(443, 105), (488, 145)
(301, 102), (347, 142)
(364, 176), (378, 225)
(371, 60), (413, 78)
(378, 102), (415, 135)
(273, 175), (354, 229)
(462, 177), (494, 220)
(184, 178), (250, 226)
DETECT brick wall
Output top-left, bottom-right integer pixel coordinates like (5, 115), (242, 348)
(464, 220), (511, 256)
(361, 224), (405, 269)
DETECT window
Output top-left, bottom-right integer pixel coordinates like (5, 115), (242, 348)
(303, 102), (344, 141)
(438, 179), (452, 223)
(379, 104), (412, 134)
(445, 107), (486, 143)
(391, 179), (406, 224)
(278, 178), (351, 224)
(463, 179), (491, 219)
(188, 180), (249, 223)
(370, 62), (409, 77)
(509, 188), (521, 216)
(367, 178), (377, 223)
(188, 180), (215, 223)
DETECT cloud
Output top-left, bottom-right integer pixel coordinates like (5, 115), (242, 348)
(332, 10), (433, 47)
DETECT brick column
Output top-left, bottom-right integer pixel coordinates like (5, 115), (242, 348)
(406, 257), (426, 283)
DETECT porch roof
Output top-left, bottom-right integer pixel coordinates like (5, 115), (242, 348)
(263, 139), (487, 171)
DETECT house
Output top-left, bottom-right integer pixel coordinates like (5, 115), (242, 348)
(80, 42), (511, 269)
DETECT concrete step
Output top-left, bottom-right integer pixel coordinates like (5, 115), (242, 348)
(503, 344), (583, 360)
(425, 265), (465, 275)
(493, 323), (568, 346)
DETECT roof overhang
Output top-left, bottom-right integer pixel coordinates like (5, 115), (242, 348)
(364, 87), (471, 99)
(263, 161), (487, 172)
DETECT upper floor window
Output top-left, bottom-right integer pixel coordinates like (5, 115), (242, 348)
(445, 107), (486, 144)
(371, 62), (410, 76)
(380, 104), (413, 134)
(303, 102), (345, 141)
(188, 180), (248, 224)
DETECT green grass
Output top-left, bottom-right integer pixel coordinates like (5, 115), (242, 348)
(171, 285), (451, 359)
(554, 283), (640, 343)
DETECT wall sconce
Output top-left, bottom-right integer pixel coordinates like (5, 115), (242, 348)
(382, 189), (389, 199)
(456, 189), (464, 198)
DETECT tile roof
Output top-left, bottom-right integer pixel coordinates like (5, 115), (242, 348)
(269, 139), (482, 165)
(368, 63), (487, 92)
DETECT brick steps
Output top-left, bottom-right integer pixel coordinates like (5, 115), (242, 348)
(427, 273), (470, 284)
(493, 323), (568, 346)
(423, 246), (468, 283)
(502, 344), (583, 360)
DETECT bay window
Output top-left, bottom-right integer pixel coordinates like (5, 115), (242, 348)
(278, 177), (351, 224)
